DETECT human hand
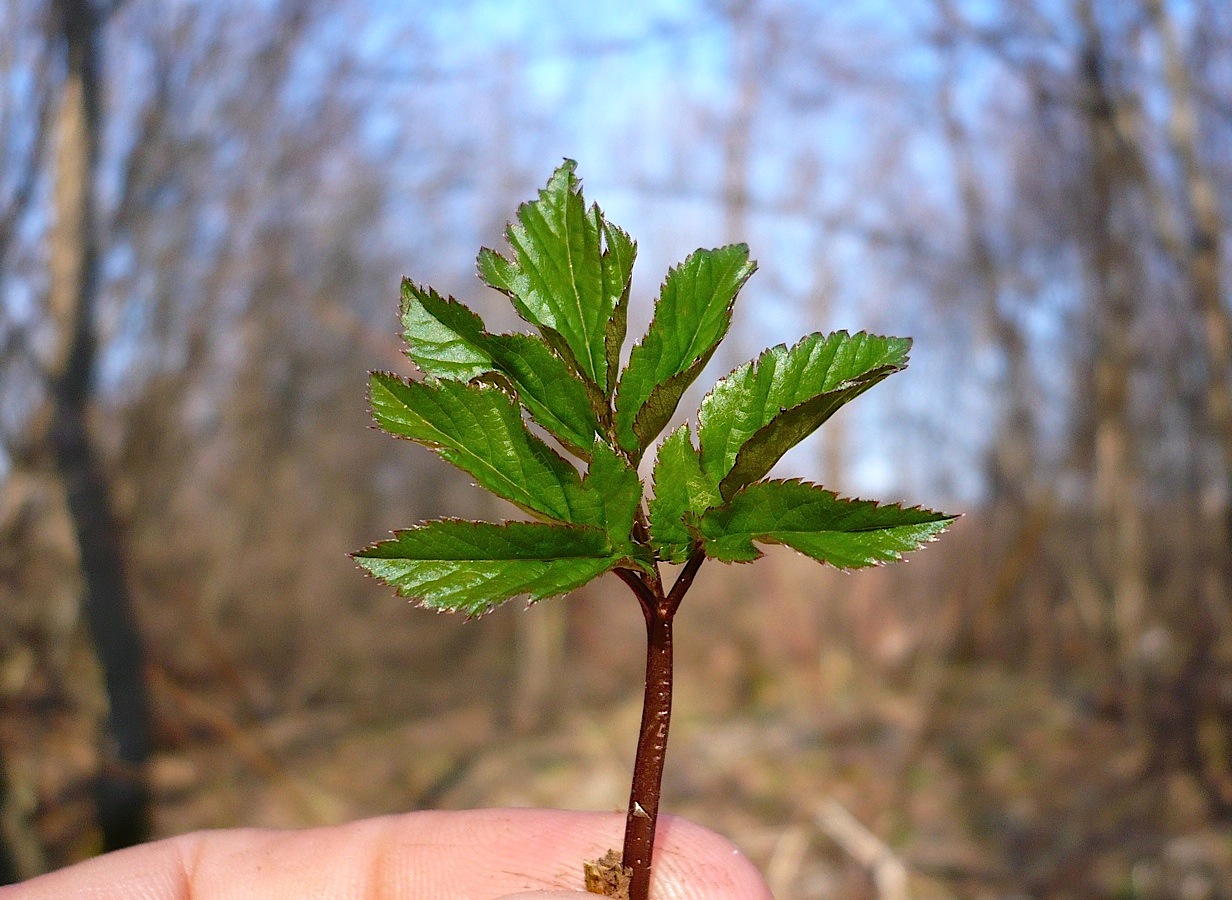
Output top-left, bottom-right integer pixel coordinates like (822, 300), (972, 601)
(2, 808), (771, 898)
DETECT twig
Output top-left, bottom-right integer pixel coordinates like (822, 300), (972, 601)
(814, 799), (910, 900)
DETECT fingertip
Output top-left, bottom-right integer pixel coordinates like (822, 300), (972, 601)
(652, 814), (773, 898)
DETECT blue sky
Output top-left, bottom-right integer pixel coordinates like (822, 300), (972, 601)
(338, 0), (996, 503)
(0, 0), (1005, 501)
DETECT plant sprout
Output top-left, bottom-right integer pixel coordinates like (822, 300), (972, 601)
(354, 160), (955, 899)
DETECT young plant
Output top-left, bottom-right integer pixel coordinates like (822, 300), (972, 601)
(354, 160), (955, 899)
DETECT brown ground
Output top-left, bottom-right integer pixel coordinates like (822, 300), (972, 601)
(4, 514), (1231, 898)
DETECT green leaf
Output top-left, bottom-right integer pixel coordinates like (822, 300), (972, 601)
(698, 331), (911, 500)
(614, 245), (755, 457)
(568, 441), (647, 567)
(476, 160), (624, 391)
(648, 424), (721, 563)
(698, 480), (955, 569)
(601, 218), (637, 399)
(369, 372), (586, 523)
(354, 520), (615, 616)
(399, 280), (599, 457)
(399, 280), (488, 381)
(362, 162), (956, 623)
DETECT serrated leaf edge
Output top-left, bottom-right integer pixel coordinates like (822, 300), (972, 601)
(350, 517), (616, 618)
(475, 159), (614, 391)
(367, 371), (587, 523)
(399, 282), (601, 459)
(693, 477), (957, 570)
(614, 244), (755, 457)
(697, 330), (911, 496)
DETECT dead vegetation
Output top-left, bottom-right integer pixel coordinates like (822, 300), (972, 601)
(4, 499), (1230, 897)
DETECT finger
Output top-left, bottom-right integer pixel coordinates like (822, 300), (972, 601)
(4, 809), (771, 899)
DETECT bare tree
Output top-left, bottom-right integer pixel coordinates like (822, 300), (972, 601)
(1145, 0), (1232, 498)
(1067, 0), (1152, 722)
(43, 0), (152, 853)
(0, 3), (52, 286)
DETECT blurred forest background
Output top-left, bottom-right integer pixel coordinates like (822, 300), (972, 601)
(2, 0), (1231, 896)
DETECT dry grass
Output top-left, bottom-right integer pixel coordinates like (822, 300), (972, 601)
(4, 507), (1231, 897)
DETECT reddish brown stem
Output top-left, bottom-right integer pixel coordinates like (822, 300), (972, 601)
(622, 606), (671, 900)
(666, 550), (705, 613)
(619, 549), (705, 900)
(615, 567), (658, 618)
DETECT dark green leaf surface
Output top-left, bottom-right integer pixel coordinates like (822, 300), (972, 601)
(699, 480), (955, 569)
(698, 331), (911, 499)
(369, 372), (586, 523)
(568, 442), (646, 565)
(614, 245), (755, 456)
(601, 218), (637, 399)
(354, 520), (615, 616)
(399, 280), (599, 456)
(648, 424), (721, 563)
(476, 160), (622, 390)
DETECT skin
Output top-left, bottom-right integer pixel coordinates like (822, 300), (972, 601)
(1, 809), (772, 899)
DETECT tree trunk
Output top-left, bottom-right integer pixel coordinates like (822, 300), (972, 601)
(1145, 0), (1232, 494)
(938, 75), (1035, 507)
(1075, 1), (1151, 725)
(1144, 0), (1232, 816)
(47, 0), (152, 853)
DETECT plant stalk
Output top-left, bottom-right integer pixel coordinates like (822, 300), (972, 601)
(619, 551), (704, 900)
(623, 604), (672, 900)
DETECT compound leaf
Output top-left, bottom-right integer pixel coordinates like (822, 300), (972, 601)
(362, 161), (956, 617)
(353, 520), (615, 616)
(614, 245), (755, 458)
(648, 424), (721, 563)
(369, 372), (586, 523)
(477, 160), (623, 392)
(698, 331), (911, 500)
(699, 480), (955, 568)
(400, 280), (599, 457)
